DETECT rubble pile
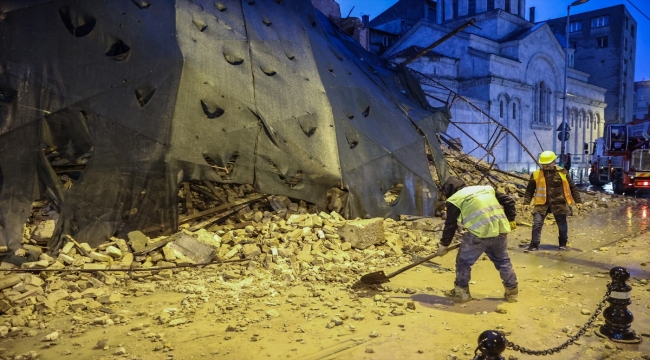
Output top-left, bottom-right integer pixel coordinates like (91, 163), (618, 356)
(1, 185), (452, 343)
(2, 143), (646, 352)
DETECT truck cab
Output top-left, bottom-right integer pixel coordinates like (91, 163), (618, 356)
(589, 120), (650, 194)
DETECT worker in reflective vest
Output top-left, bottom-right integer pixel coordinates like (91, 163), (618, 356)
(523, 151), (582, 253)
(437, 176), (519, 303)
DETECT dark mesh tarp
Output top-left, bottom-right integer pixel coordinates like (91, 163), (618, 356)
(0, 0), (450, 252)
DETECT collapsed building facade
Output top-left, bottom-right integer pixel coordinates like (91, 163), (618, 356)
(0, 0), (453, 253)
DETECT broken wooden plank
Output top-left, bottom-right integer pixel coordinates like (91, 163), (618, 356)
(207, 221), (254, 232)
(184, 182), (195, 214)
(64, 235), (90, 257)
(190, 184), (222, 204)
(133, 236), (176, 256)
(179, 194), (267, 224)
(187, 204), (248, 232)
(203, 181), (229, 204)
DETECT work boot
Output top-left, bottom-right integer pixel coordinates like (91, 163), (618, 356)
(524, 244), (538, 253)
(504, 287), (518, 303)
(558, 246), (568, 251)
(444, 286), (471, 302)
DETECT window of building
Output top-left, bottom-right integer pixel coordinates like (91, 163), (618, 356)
(487, 0), (495, 11)
(568, 21), (582, 32)
(452, 0), (458, 19)
(571, 42), (577, 50)
(512, 103), (517, 120)
(597, 36), (608, 48)
(624, 38), (628, 50)
(625, 16), (628, 29)
(591, 15), (610, 28)
(382, 36), (389, 46)
(500, 100), (504, 118)
(624, 59), (628, 74)
(505, 0), (511, 13)
(468, 0), (476, 15)
(631, 25), (635, 37)
(535, 81), (551, 125)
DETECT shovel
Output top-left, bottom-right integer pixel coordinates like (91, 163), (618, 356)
(359, 243), (460, 285)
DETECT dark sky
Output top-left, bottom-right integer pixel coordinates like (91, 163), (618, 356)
(336, 0), (650, 81)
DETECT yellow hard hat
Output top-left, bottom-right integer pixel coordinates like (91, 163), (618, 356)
(538, 150), (558, 164)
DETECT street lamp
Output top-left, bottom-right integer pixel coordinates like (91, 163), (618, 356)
(561, 0), (589, 165)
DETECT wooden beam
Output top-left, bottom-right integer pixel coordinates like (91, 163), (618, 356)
(178, 194), (267, 224)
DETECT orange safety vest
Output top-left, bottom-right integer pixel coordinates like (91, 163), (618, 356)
(533, 166), (575, 205)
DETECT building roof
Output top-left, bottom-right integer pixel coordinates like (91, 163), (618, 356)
(388, 45), (456, 60)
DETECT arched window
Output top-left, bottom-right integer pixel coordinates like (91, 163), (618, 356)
(546, 88), (552, 124)
(505, 0), (511, 13)
(500, 100), (504, 118)
(538, 81), (546, 124)
(487, 0), (495, 11)
(512, 103), (517, 119)
(452, 0), (458, 18)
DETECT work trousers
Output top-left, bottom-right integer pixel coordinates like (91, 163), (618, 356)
(454, 232), (518, 289)
(531, 212), (568, 246)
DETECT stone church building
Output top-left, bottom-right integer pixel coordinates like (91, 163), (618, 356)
(375, 0), (607, 173)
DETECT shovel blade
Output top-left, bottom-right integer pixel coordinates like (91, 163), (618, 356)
(359, 270), (390, 285)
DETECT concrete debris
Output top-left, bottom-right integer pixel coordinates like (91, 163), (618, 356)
(0, 173), (645, 360)
(167, 233), (215, 263)
(42, 331), (59, 342)
(31, 220), (56, 242)
(338, 218), (385, 249)
(127, 231), (149, 252)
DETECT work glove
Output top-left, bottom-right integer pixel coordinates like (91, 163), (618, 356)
(522, 205), (530, 212)
(576, 203), (583, 211)
(437, 245), (448, 257)
(509, 221), (517, 230)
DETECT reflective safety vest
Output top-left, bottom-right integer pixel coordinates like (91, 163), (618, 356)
(446, 185), (511, 238)
(533, 166), (575, 205)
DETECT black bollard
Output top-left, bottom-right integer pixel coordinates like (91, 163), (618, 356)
(473, 330), (506, 360)
(598, 266), (642, 343)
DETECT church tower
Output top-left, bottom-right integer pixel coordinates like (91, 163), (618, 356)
(436, 0), (527, 24)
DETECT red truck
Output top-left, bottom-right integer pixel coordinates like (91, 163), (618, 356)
(589, 119), (650, 194)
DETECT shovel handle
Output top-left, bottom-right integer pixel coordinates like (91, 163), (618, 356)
(385, 243), (460, 279)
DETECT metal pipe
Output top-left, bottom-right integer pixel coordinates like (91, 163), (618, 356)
(561, 5), (570, 161)
(402, 19), (477, 66)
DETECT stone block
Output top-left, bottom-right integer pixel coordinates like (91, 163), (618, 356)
(21, 260), (49, 269)
(113, 238), (130, 253)
(21, 275), (43, 287)
(60, 242), (75, 255)
(162, 246), (176, 262)
(121, 253), (134, 268)
(0, 274), (22, 290)
(0, 299), (11, 314)
(167, 234), (214, 263)
(47, 289), (69, 303)
(241, 244), (261, 258)
(57, 253), (75, 265)
(97, 293), (122, 304)
(38, 254), (56, 264)
(337, 218), (385, 249)
(89, 251), (112, 263)
(83, 263), (107, 270)
(31, 220), (56, 241)
(79, 242), (93, 254)
(127, 231), (149, 252)
(105, 246), (123, 259)
(81, 288), (106, 298)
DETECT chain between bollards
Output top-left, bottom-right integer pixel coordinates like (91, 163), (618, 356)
(473, 266), (642, 359)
